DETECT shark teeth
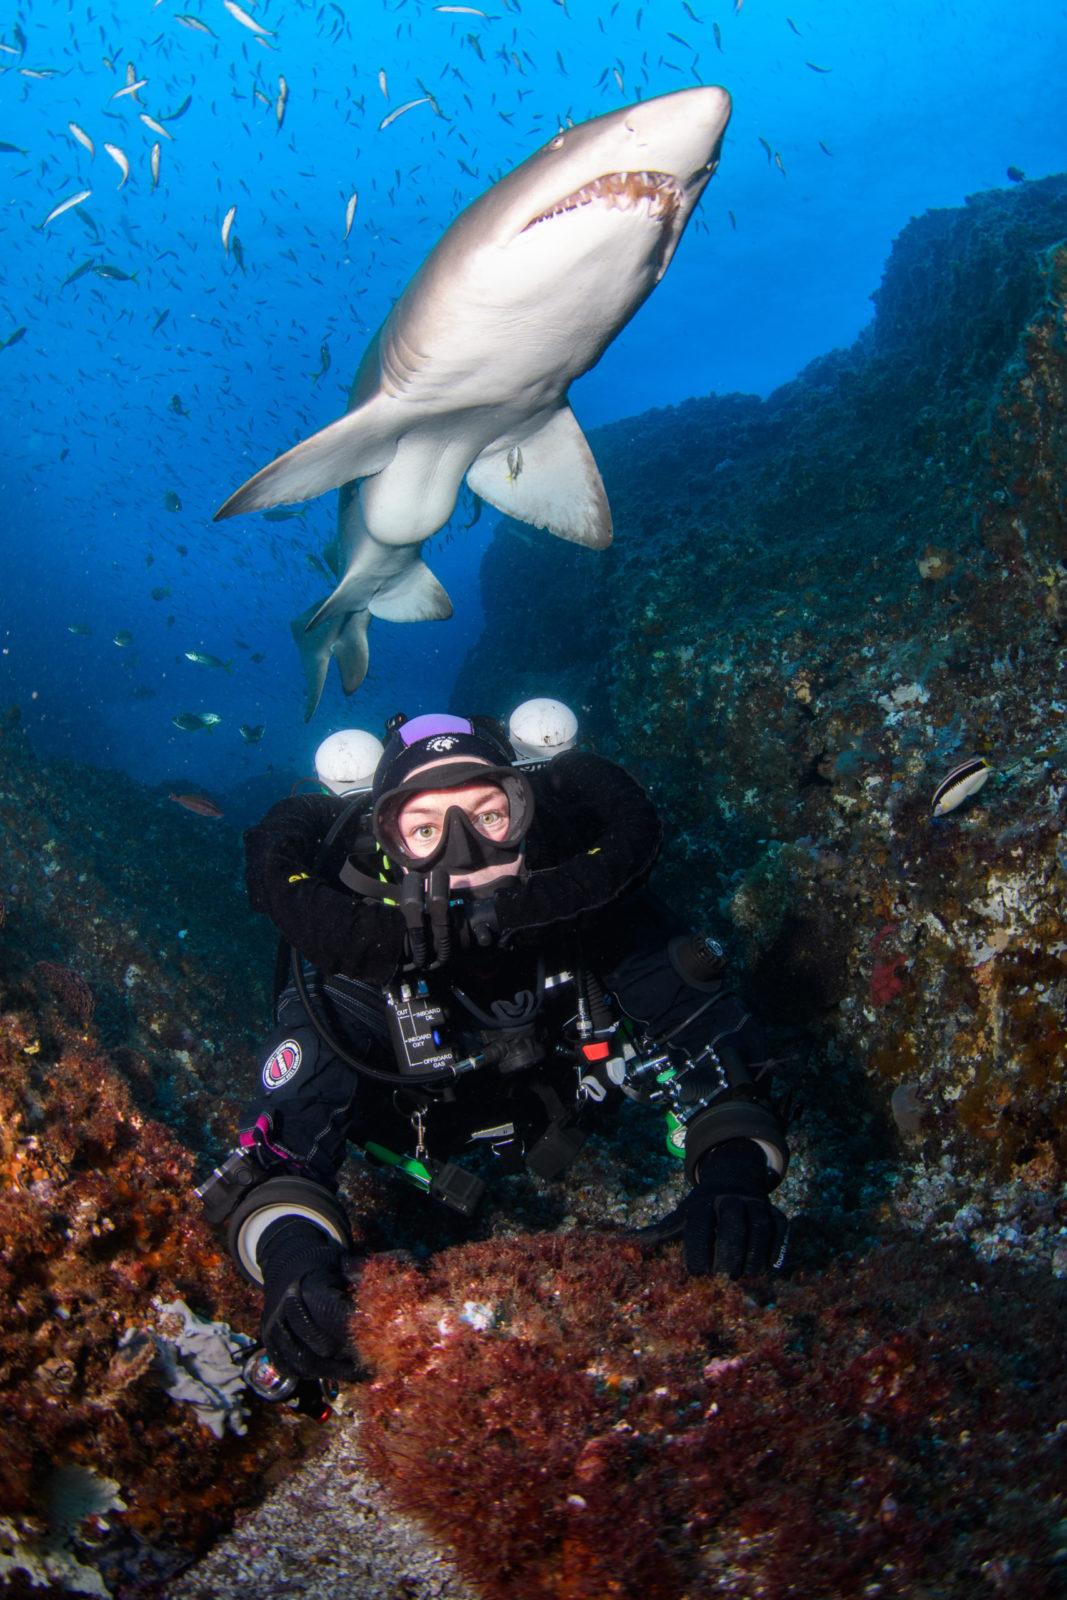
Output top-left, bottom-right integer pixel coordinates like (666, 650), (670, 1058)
(522, 170), (682, 231)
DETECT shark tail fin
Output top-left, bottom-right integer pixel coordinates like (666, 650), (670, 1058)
(305, 557), (453, 633)
(466, 404), (613, 549)
(331, 612), (373, 698)
(216, 395), (398, 520)
(290, 603), (370, 722)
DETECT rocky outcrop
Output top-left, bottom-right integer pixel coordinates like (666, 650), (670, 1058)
(455, 176), (1067, 1251)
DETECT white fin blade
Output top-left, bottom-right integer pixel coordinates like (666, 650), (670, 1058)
(466, 406), (612, 549)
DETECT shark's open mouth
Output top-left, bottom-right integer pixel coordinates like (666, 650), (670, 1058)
(522, 170), (682, 231)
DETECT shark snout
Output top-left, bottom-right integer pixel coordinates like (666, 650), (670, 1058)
(621, 85), (732, 182)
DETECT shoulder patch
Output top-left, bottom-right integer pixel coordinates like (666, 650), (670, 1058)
(262, 1038), (302, 1090)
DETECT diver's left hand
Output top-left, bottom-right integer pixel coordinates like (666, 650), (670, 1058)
(638, 1139), (789, 1279)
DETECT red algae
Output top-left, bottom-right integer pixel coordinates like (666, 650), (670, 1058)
(353, 1230), (1067, 1600)
(0, 996), (320, 1590)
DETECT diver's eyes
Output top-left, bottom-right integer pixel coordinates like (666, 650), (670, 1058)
(548, 133), (565, 150)
(477, 809), (505, 829)
(411, 823), (438, 842)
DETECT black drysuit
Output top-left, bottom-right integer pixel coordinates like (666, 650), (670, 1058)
(238, 751), (771, 1193)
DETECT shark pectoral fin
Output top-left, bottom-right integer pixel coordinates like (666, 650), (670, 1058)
(367, 559), (453, 623)
(331, 612), (373, 697)
(215, 398), (398, 520)
(466, 405), (613, 549)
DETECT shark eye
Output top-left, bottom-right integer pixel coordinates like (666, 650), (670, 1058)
(548, 133), (565, 150)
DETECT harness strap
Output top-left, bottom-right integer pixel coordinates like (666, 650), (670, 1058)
(339, 857), (391, 898)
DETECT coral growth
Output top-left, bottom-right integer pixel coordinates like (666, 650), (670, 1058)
(0, 705), (274, 1162)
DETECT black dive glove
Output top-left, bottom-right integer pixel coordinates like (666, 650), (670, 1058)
(258, 1216), (362, 1382)
(639, 1139), (789, 1279)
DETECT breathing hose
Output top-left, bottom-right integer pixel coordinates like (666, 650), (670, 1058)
(280, 795), (476, 1087)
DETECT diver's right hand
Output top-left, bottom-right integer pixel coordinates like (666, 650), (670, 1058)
(258, 1216), (363, 1382)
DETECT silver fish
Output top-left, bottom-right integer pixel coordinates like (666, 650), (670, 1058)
(103, 142), (129, 188)
(41, 188), (92, 227)
(379, 96), (429, 131)
(68, 121), (94, 157)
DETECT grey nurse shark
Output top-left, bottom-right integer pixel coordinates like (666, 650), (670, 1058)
(218, 86), (732, 714)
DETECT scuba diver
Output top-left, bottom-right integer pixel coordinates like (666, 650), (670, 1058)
(200, 703), (791, 1390)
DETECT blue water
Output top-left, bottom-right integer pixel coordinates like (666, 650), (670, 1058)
(1, 0), (1064, 806)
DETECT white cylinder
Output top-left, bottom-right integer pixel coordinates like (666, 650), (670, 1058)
(314, 729), (385, 795)
(508, 698), (579, 759)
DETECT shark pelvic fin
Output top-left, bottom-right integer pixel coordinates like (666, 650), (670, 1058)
(368, 560), (453, 623)
(358, 435), (472, 545)
(215, 396), (398, 520)
(466, 405), (613, 549)
(304, 557), (452, 633)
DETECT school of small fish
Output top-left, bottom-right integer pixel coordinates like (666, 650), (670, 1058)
(1, 0), (843, 745)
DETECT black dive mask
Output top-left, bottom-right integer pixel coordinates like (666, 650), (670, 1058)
(372, 766), (535, 878)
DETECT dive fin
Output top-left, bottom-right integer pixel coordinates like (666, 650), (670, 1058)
(466, 405), (612, 549)
(216, 396), (398, 520)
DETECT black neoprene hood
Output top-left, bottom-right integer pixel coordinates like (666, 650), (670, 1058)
(369, 713), (535, 873)
(370, 713), (515, 805)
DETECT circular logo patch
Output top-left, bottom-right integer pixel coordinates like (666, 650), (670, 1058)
(262, 1038), (302, 1091)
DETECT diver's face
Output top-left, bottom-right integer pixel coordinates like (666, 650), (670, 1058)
(396, 781), (510, 857)
(396, 781), (518, 890)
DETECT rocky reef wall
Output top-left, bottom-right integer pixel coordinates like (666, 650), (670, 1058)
(454, 175), (1067, 1251)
